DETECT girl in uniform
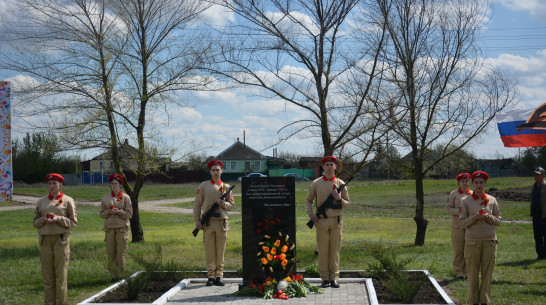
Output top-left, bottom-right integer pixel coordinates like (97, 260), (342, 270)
(460, 171), (501, 305)
(100, 173), (133, 280)
(33, 173), (77, 305)
(445, 172), (471, 279)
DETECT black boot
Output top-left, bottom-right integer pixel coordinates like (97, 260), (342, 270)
(215, 277), (225, 286)
(206, 278), (215, 286)
(330, 280), (340, 288)
(320, 280), (330, 288)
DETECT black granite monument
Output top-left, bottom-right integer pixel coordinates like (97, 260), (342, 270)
(241, 176), (296, 286)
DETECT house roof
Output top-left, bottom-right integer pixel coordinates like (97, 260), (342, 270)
(91, 141), (139, 161)
(215, 140), (267, 160)
(88, 140), (170, 164)
(300, 157), (323, 163)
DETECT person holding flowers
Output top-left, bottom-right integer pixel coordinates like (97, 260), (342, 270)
(33, 173), (77, 305)
(193, 159), (235, 286)
(459, 171), (501, 305)
(100, 173), (133, 281)
(445, 172), (471, 280)
(305, 156), (350, 288)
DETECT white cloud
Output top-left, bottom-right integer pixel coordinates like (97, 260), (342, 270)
(493, 0), (546, 21)
(199, 3), (235, 28)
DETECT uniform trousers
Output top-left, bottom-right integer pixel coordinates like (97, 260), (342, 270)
(39, 234), (70, 305)
(203, 219), (228, 278)
(450, 219), (466, 277)
(532, 217), (546, 259)
(316, 216), (342, 281)
(104, 227), (129, 278)
(464, 239), (497, 305)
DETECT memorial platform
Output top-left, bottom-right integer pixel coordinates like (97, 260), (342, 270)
(164, 278), (371, 305)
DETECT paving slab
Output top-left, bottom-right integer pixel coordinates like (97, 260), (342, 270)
(164, 278), (370, 305)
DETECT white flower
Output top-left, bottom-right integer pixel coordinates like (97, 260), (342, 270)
(277, 280), (289, 291)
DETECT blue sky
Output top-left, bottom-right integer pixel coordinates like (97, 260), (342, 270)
(2, 0), (546, 161)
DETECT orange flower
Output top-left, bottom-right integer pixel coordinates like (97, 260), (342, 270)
(281, 259), (288, 266)
(274, 239), (281, 247)
(261, 257), (268, 265)
(271, 247), (277, 255)
(281, 245), (288, 253)
(262, 246), (270, 253)
(279, 253), (286, 260)
(267, 254), (273, 261)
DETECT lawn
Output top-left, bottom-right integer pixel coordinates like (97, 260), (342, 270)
(1, 177), (543, 305)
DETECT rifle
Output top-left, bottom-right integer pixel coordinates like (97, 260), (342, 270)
(192, 185), (235, 237)
(307, 176), (354, 229)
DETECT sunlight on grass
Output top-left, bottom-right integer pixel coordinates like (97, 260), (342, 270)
(2, 178), (544, 304)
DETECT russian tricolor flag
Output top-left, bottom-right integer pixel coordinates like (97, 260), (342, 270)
(496, 107), (546, 147)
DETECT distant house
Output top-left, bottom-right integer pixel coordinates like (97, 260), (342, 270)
(299, 156), (356, 179)
(214, 139), (286, 180)
(476, 158), (524, 177)
(300, 157), (323, 178)
(81, 139), (171, 174)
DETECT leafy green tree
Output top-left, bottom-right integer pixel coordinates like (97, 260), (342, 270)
(520, 148), (537, 172)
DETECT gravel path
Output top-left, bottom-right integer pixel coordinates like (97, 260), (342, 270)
(0, 195), (241, 215)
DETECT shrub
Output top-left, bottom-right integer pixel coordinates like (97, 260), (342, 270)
(366, 242), (424, 303)
(305, 264), (319, 277)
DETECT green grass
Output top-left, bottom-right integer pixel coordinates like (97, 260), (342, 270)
(2, 177), (544, 305)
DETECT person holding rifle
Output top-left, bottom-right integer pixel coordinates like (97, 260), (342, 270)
(193, 160), (235, 286)
(305, 156), (350, 288)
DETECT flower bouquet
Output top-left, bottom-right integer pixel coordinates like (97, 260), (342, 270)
(233, 273), (324, 300)
(257, 231), (296, 282)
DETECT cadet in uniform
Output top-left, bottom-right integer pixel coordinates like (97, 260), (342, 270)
(193, 160), (235, 286)
(460, 171), (501, 305)
(33, 173), (77, 305)
(100, 173), (133, 280)
(445, 172), (471, 279)
(305, 156), (350, 288)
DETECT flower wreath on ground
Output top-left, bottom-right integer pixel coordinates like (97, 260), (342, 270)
(233, 231), (324, 300)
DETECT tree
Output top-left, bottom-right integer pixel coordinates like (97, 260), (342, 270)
(1, 0), (211, 241)
(13, 132), (81, 183)
(520, 148), (537, 172)
(209, 0), (392, 172)
(429, 145), (477, 179)
(372, 0), (516, 245)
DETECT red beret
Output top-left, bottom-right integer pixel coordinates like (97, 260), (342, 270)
(456, 173), (471, 181)
(471, 171), (489, 181)
(46, 173), (64, 183)
(321, 156), (338, 164)
(109, 173), (124, 184)
(207, 159), (223, 169)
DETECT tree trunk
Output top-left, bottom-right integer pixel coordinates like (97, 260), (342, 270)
(130, 200), (144, 242)
(413, 171), (428, 246)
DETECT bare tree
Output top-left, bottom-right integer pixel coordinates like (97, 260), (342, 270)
(371, 0), (516, 245)
(208, 0), (392, 171)
(0, 0), (212, 242)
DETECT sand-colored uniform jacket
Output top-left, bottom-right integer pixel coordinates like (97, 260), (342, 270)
(460, 193), (501, 240)
(100, 192), (133, 229)
(33, 194), (78, 235)
(305, 177), (350, 218)
(446, 189), (471, 220)
(193, 181), (235, 222)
